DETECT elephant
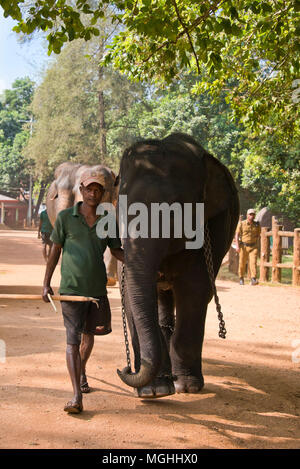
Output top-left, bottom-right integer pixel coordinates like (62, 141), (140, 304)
(46, 162), (118, 285)
(116, 132), (240, 398)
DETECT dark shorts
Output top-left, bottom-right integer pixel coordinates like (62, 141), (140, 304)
(60, 295), (112, 345)
(41, 232), (53, 246)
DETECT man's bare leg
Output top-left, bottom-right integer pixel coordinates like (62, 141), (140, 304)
(46, 244), (52, 262)
(42, 244), (48, 263)
(80, 333), (94, 392)
(65, 344), (83, 409)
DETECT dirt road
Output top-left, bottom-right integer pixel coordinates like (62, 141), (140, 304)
(0, 229), (299, 449)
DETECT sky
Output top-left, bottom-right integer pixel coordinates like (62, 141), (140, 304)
(0, 7), (51, 94)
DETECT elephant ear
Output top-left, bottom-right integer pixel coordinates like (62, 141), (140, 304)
(45, 181), (59, 227)
(47, 181), (58, 200)
(110, 170), (121, 187)
(203, 153), (238, 221)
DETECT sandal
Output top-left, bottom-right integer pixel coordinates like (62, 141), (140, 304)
(64, 400), (83, 414)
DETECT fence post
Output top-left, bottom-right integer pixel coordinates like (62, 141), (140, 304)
(260, 227), (270, 282)
(272, 216), (282, 283)
(293, 228), (300, 287)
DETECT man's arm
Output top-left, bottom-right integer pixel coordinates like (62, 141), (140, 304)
(110, 247), (124, 263)
(235, 222), (242, 253)
(235, 232), (240, 253)
(42, 243), (62, 302)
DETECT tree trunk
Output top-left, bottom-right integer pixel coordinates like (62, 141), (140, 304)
(98, 67), (107, 162)
(33, 182), (46, 220)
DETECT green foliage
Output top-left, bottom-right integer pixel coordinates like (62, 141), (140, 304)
(25, 55), (300, 222)
(239, 135), (300, 223)
(0, 78), (35, 197)
(116, 74), (242, 167)
(1, 1), (298, 140)
(25, 36), (147, 175)
(2, 0), (298, 222)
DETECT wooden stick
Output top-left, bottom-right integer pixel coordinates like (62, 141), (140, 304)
(0, 294), (98, 302)
(47, 293), (58, 313)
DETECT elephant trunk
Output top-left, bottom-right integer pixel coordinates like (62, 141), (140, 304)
(118, 238), (167, 388)
(117, 359), (156, 388)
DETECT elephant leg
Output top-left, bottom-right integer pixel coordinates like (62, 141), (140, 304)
(171, 208), (234, 393)
(158, 288), (175, 351)
(134, 330), (174, 399)
(171, 253), (212, 393)
(119, 270), (174, 398)
(134, 289), (175, 399)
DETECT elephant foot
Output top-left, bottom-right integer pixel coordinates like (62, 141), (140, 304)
(175, 375), (204, 394)
(134, 376), (175, 399)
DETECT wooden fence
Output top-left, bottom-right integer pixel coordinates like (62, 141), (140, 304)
(260, 216), (300, 286)
(228, 216), (300, 286)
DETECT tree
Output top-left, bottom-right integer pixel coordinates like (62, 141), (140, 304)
(25, 35), (147, 177)
(238, 134), (300, 223)
(0, 78), (35, 199)
(119, 74), (241, 163)
(2, 2), (298, 220)
(2, 1), (299, 139)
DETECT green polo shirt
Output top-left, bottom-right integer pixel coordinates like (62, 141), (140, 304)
(40, 210), (53, 234)
(50, 202), (121, 297)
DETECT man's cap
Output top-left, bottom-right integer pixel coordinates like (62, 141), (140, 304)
(247, 208), (256, 215)
(80, 169), (106, 188)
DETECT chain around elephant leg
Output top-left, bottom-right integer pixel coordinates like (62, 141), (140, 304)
(203, 222), (227, 339)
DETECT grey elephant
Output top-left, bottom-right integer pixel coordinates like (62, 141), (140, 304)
(46, 162), (118, 285)
(116, 133), (239, 398)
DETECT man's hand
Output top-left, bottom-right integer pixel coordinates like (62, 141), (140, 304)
(236, 246), (240, 253)
(42, 286), (54, 303)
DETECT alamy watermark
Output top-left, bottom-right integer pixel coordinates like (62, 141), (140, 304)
(96, 196), (204, 249)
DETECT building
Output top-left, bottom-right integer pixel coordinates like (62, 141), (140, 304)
(0, 193), (28, 227)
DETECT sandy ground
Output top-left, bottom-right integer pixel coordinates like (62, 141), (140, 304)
(0, 229), (299, 450)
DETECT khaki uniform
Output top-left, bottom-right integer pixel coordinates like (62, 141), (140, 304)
(236, 220), (261, 278)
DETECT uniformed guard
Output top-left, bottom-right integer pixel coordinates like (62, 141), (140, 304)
(235, 208), (261, 285)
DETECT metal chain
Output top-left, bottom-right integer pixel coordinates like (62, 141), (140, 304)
(120, 263), (132, 370)
(203, 222), (227, 339)
(160, 323), (175, 333)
